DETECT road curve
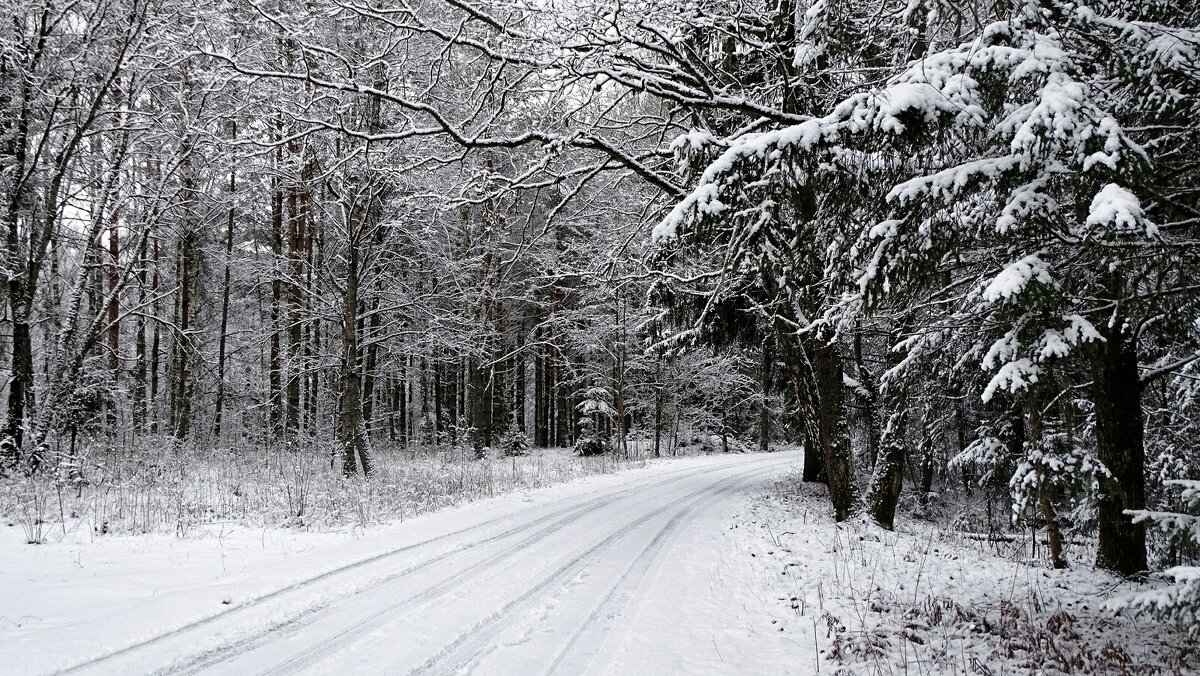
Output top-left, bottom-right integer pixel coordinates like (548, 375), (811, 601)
(60, 451), (802, 675)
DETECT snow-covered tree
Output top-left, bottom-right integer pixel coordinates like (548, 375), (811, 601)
(657, 0), (1200, 573)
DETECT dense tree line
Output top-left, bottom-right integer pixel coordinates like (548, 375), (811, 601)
(0, 0), (780, 475)
(649, 0), (1200, 582)
(1, 0), (1198, 594)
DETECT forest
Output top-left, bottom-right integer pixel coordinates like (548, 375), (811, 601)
(1, 0), (1199, 649)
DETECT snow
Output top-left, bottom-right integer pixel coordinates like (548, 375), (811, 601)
(950, 436), (1005, 476)
(1, 452), (804, 675)
(1038, 314), (1102, 360)
(887, 156), (1018, 206)
(1116, 480), (1200, 633)
(982, 358), (1041, 402)
(1087, 183), (1155, 237)
(995, 178), (1056, 233)
(981, 253), (1054, 304)
(792, 0), (828, 69)
(654, 183), (726, 240)
(730, 475), (1196, 674)
(5, 449), (1195, 674)
(875, 82), (958, 134)
(1040, 329), (1073, 359)
(1144, 33), (1200, 69)
(669, 130), (717, 155)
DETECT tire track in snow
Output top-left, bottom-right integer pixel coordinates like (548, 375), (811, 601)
(159, 455), (786, 675)
(264, 467), (760, 675)
(407, 463), (770, 676)
(544, 476), (707, 676)
(57, 456), (768, 676)
(254, 490), (642, 676)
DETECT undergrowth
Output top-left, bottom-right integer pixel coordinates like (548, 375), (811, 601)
(0, 438), (643, 541)
(744, 471), (1199, 675)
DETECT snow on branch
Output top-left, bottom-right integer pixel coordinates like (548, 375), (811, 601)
(1086, 183), (1158, 239)
(981, 254), (1055, 304)
(1110, 480), (1200, 634)
(657, 10), (1156, 246)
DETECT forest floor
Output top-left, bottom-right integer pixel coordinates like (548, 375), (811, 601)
(732, 475), (1197, 675)
(2, 450), (1194, 675)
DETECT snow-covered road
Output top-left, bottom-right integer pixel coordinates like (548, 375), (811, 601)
(17, 451), (802, 675)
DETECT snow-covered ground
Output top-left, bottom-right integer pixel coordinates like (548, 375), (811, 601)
(728, 475), (1198, 674)
(3, 451), (1192, 675)
(2, 452), (797, 675)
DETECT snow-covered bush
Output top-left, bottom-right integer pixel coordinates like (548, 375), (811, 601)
(1110, 480), (1200, 633)
(497, 424), (531, 457)
(573, 418), (610, 457)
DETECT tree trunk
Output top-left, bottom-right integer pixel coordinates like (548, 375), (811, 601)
(534, 345), (547, 446)
(104, 78), (127, 400)
(434, 357), (444, 444)
(854, 326), (880, 468)
(515, 337), (526, 433)
(470, 356), (489, 449)
(421, 357), (433, 445)
(172, 123), (199, 440)
(106, 174), (120, 375)
(864, 331), (908, 530)
(1, 58), (34, 467)
(1092, 335), (1147, 576)
(304, 228), (319, 435)
(445, 359), (456, 444)
(774, 319), (868, 521)
(3, 310), (34, 461)
(43, 233), (62, 378)
(955, 389), (974, 495)
(1028, 396), (1067, 569)
(339, 239), (370, 476)
(362, 299), (381, 437)
(149, 220), (162, 433)
(615, 298), (628, 456)
(775, 326), (825, 482)
(653, 353), (664, 458)
(759, 338), (772, 452)
(555, 357), (569, 447)
(918, 406), (936, 508)
(173, 227), (199, 439)
(398, 363), (408, 448)
(285, 180), (303, 432)
(132, 227), (149, 433)
(213, 121), (236, 438)
(269, 129), (284, 434)
(865, 399), (906, 529)
(812, 341), (858, 518)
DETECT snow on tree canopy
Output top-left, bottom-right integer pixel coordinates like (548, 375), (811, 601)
(670, 130), (720, 155)
(1086, 183), (1156, 238)
(654, 7), (1171, 414)
(792, 0), (828, 70)
(982, 254), (1054, 304)
(1038, 315), (1102, 360)
(982, 358), (1040, 402)
(654, 12), (1148, 244)
(996, 178), (1057, 234)
(888, 157), (1020, 206)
